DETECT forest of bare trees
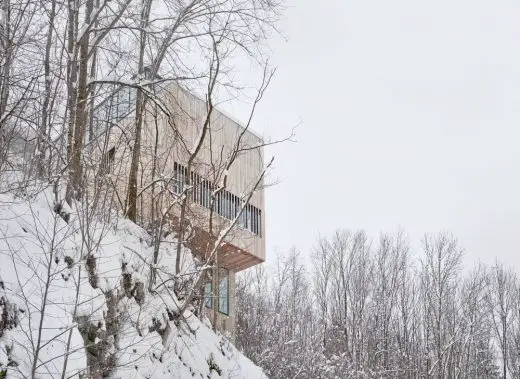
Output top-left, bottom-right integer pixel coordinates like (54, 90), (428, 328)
(236, 230), (520, 379)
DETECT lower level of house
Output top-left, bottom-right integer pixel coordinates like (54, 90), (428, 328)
(203, 267), (236, 338)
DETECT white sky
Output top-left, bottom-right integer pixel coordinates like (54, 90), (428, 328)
(225, 0), (520, 269)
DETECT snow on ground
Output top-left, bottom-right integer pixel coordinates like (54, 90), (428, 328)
(0, 185), (267, 378)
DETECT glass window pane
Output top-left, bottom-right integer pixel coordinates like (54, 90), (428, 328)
(227, 192), (230, 219)
(217, 191), (222, 215)
(233, 196), (239, 220)
(219, 271), (229, 315)
(224, 192), (229, 219)
(258, 210), (262, 236)
(204, 282), (212, 308)
(252, 208), (257, 234)
(202, 181), (209, 208)
(173, 163), (179, 193)
(173, 163), (185, 194)
(227, 192), (231, 219)
(255, 208), (259, 235)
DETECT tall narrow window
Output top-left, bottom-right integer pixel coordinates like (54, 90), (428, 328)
(201, 181), (211, 208)
(255, 208), (260, 235)
(100, 147), (115, 175)
(252, 208), (257, 235)
(189, 172), (194, 202)
(220, 191), (226, 217)
(199, 180), (204, 207)
(231, 193), (235, 219)
(216, 191), (222, 216)
(222, 191), (226, 216)
(238, 200), (246, 228)
(258, 209), (262, 236)
(204, 282), (212, 309)
(233, 196), (240, 223)
(218, 269), (229, 315)
(192, 172), (198, 204)
(107, 147), (115, 174)
(226, 191), (231, 219)
(173, 162), (185, 194)
(223, 191), (230, 219)
(246, 205), (252, 231)
(207, 181), (210, 208)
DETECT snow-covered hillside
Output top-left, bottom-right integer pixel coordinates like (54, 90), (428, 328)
(0, 186), (266, 378)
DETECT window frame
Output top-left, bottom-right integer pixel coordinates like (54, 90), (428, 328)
(173, 162), (185, 194)
(204, 282), (212, 309)
(218, 268), (229, 316)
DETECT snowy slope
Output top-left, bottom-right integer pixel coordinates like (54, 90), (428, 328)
(0, 186), (267, 379)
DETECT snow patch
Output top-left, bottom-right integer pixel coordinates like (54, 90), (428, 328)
(0, 185), (267, 378)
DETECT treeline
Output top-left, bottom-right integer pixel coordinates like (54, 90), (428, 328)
(236, 230), (519, 379)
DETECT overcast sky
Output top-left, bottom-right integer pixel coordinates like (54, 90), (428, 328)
(227, 0), (520, 269)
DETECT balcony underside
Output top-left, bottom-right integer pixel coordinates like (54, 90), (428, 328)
(170, 215), (263, 272)
(216, 243), (263, 271)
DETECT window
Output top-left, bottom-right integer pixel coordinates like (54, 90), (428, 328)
(107, 147), (115, 173)
(204, 282), (212, 309)
(216, 191), (221, 215)
(92, 85), (137, 131)
(225, 192), (230, 219)
(200, 181), (211, 208)
(245, 204), (252, 231)
(113, 86), (136, 122)
(232, 194), (239, 220)
(99, 147), (115, 175)
(218, 269), (229, 315)
(192, 172), (200, 204)
(173, 162), (185, 194)
(190, 172), (196, 202)
(220, 191), (226, 218)
(227, 192), (233, 219)
(235, 197), (244, 227)
(257, 210), (262, 236)
(169, 161), (262, 236)
(222, 191), (231, 219)
(251, 207), (256, 233)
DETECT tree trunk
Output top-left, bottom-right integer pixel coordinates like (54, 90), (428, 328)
(69, 0), (94, 200)
(36, 0), (56, 177)
(65, 0), (78, 204)
(126, 0), (151, 222)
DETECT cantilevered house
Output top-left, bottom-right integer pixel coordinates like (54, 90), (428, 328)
(90, 81), (266, 335)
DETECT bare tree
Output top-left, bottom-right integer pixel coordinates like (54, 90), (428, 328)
(368, 230), (410, 375)
(487, 261), (517, 379)
(236, 230), (508, 379)
(312, 236), (333, 348)
(420, 232), (463, 379)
